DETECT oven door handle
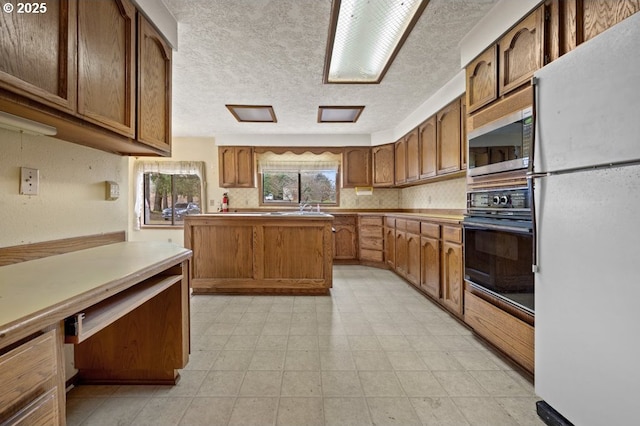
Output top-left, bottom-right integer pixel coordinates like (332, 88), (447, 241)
(463, 222), (533, 234)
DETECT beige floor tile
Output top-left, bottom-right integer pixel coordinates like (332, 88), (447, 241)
(420, 351), (465, 371)
(131, 397), (191, 426)
(433, 371), (489, 397)
(239, 370), (282, 396)
(358, 371), (405, 397)
(343, 322), (375, 335)
(386, 351), (429, 370)
(287, 335), (319, 350)
(281, 371), (322, 396)
(205, 322), (236, 336)
(289, 322), (319, 335)
(348, 335), (383, 351)
(318, 334), (350, 350)
(406, 334), (443, 351)
(247, 350), (285, 370)
(266, 311), (292, 322)
(321, 370), (363, 396)
(436, 335), (478, 351)
(284, 350), (321, 370)
(153, 370), (207, 397)
(79, 397), (148, 425)
(277, 397), (324, 426)
(469, 370), (532, 396)
(112, 385), (159, 398)
(410, 396), (470, 425)
(65, 397), (105, 426)
(228, 397), (278, 426)
(377, 335), (414, 351)
(256, 334), (289, 351)
(451, 351), (501, 371)
(197, 370), (244, 397)
(261, 322), (291, 335)
(353, 350), (393, 371)
(67, 385), (118, 398)
(320, 350), (356, 370)
(366, 397), (422, 426)
(182, 350), (219, 371)
(396, 371), (448, 397)
(495, 397), (546, 426)
(223, 334), (258, 350)
(191, 334), (229, 351)
(211, 350), (253, 370)
(179, 397), (235, 426)
(324, 397), (372, 426)
(453, 397), (519, 425)
(240, 311), (269, 323)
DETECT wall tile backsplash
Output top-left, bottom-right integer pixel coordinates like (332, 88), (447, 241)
(225, 177), (466, 211)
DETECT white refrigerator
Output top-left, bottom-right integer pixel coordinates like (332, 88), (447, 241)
(533, 12), (640, 426)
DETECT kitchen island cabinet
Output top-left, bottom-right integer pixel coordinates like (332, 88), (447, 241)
(184, 213), (334, 294)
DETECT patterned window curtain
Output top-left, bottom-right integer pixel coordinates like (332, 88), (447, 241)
(133, 161), (206, 230)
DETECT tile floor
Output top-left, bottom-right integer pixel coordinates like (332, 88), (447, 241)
(66, 265), (545, 426)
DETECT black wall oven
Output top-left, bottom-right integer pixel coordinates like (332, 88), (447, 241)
(463, 185), (534, 317)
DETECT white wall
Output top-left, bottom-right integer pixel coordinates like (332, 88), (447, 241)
(0, 128), (128, 247)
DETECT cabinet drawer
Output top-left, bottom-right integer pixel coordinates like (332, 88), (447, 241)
(421, 222), (440, 238)
(359, 226), (383, 240)
(406, 220), (420, 235)
(3, 387), (59, 426)
(443, 226), (462, 243)
(0, 330), (57, 412)
(360, 237), (383, 251)
(385, 217), (395, 228)
(333, 215), (357, 226)
(360, 216), (383, 227)
(360, 249), (383, 262)
(395, 219), (407, 231)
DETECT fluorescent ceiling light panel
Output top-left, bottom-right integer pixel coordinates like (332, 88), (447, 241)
(226, 105), (277, 122)
(324, 0), (428, 83)
(318, 106), (364, 123)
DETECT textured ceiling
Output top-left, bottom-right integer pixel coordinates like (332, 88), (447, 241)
(162, 0), (499, 137)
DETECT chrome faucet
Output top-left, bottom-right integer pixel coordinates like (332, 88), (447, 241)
(299, 202), (312, 212)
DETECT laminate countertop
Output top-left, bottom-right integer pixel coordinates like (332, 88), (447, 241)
(0, 241), (191, 346)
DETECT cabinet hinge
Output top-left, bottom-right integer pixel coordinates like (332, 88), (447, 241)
(545, 9), (551, 21)
(544, 54), (551, 65)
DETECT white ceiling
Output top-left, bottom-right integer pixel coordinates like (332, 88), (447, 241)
(162, 0), (499, 138)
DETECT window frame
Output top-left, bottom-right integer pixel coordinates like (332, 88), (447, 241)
(258, 167), (341, 207)
(142, 172), (203, 228)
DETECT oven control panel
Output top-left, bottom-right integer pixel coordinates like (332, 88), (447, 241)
(468, 187), (530, 211)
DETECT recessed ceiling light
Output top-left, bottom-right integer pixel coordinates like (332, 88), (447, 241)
(226, 105), (277, 123)
(318, 106), (365, 123)
(324, 0), (429, 84)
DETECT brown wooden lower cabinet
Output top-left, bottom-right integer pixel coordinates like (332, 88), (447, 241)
(464, 290), (535, 374)
(333, 215), (358, 262)
(358, 216), (384, 264)
(420, 235), (440, 298)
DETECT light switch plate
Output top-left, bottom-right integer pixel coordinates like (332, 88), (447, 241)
(20, 167), (39, 195)
(105, 181), (119, 200)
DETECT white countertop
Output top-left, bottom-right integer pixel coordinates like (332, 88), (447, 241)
(0, 242), (191, 338)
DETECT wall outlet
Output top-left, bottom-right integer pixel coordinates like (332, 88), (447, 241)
(20, 167), (39, 195)
(105, 181), (120, 200)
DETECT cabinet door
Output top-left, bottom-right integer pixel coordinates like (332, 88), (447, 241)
(581, 0), (640, 43)
(394, 139), (407, 185)
(343, 147), (372, 188)
(0, 0), (76, 113)
(395, 230), (407, 277)
(334, 226), (358, 260)
(498, 7), (544, 96)
(405, 129), (420, 182)
(460, 97), (467, 171)
(372, 144), (395, 187)
(219, 147), (237, 187)
(384, 226), (395, 269)
(437, 98), (462, 175)
(442, 241), (463, 315)
(406, 232), (420, 287)
(419, 116), (437, 179)
(466, 46), (497, 113)
(78, 0), (136, 137)
(235, 147), (255, 188)
(137, 14), (172, 153)
(420, 236), (440, 299)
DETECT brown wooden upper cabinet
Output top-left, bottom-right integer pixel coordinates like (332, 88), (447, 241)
(419, 116), (437, 179)
(437, 98), (462, 175)
(219, 146), (254, 188)
(498, 7), (544, 97)
(77, 0), (136, 138)
(394, 138), (407, 185)
(581, 0), (640, 42)
(405, 129), (420, 182)
(372, 143), (395, 187)
(342, 147), (372, 188)
(0, 0), (77, 113)
(465, 46), (497, 114)
(137, 13), (172, 153)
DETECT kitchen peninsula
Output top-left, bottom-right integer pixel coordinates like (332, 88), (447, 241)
(184, 213), (334, 294)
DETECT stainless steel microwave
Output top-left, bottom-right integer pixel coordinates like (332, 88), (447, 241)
(467, 107), (533, 176)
